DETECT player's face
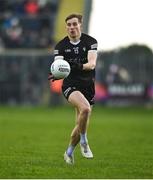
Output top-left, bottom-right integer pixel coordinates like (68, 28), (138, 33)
(66, 18), (81, 40)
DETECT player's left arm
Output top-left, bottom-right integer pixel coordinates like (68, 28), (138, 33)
(83, 50), (97, 70)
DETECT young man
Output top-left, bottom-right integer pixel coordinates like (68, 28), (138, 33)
(49, 13), (98, 165)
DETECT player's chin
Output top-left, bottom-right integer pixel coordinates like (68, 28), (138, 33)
(70, 32), (76, 37)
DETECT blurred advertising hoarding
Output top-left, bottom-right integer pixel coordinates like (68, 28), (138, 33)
(95, 82), (153, 105)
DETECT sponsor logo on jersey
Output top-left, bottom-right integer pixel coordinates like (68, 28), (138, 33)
(65, 49), (71, 52)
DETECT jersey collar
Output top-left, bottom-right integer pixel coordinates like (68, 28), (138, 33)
(70, 40), (81, 45)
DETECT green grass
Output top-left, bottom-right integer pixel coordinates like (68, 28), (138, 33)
(0, 105), (153, 178)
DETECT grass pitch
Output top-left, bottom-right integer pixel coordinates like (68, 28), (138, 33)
(0, 105), (153, 178)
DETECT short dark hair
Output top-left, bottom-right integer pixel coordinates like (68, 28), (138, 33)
(65, 14), (83, 23)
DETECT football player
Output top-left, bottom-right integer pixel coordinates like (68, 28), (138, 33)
(49, 13), (98, 164)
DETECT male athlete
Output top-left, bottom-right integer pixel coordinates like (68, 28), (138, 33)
(49, 13), (98, 165)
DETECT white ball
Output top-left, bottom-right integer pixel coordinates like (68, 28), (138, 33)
(50, 59), (71, 79)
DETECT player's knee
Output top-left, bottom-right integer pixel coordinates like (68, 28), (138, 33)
(80, 105), (91, 117)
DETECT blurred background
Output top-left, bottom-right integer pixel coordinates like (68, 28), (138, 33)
(0, 0), (153, 107)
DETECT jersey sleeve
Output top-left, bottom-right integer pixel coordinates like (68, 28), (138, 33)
(54, 43), (64, 57)
(87, 37), (98, 51)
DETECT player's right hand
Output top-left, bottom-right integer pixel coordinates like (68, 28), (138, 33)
(48, 73), (57, 82)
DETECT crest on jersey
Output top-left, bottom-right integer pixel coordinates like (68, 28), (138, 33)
(73, 47), (79, 54)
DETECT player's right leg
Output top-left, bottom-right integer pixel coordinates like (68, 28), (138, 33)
(64, 151), (74, 165)
(64, 106), (81, 165)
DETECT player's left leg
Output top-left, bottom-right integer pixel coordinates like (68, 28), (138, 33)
(69, 106), (91, 145)
(68, 91), (93, 159)
(79, 106), (93, 159)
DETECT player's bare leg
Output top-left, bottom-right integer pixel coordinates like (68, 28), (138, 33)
(64, 104), (80, 164)
(67, 104), (92, 145)
(69, 108), (80, 146)
(64, 91), (93, 164)
(68, 90), (91, 139)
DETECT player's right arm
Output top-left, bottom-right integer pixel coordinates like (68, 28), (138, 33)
(48, 43), (64, 81)
(54, 43), (65, 60)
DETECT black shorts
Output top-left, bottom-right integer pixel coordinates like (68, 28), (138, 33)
(62, 84), (95, 105)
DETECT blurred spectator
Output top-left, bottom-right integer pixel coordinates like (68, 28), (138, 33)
(0, 0), (60, 49)
(2, 16), (23, 48)
(24, 0), (39, 15)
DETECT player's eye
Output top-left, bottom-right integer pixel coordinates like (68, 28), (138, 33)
(72, 22), (78, 26)
(67, 23), (71, 27)
(67, 22), (78, 27)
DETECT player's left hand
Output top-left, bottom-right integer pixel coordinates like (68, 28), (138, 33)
(70, 61), (83, 70)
